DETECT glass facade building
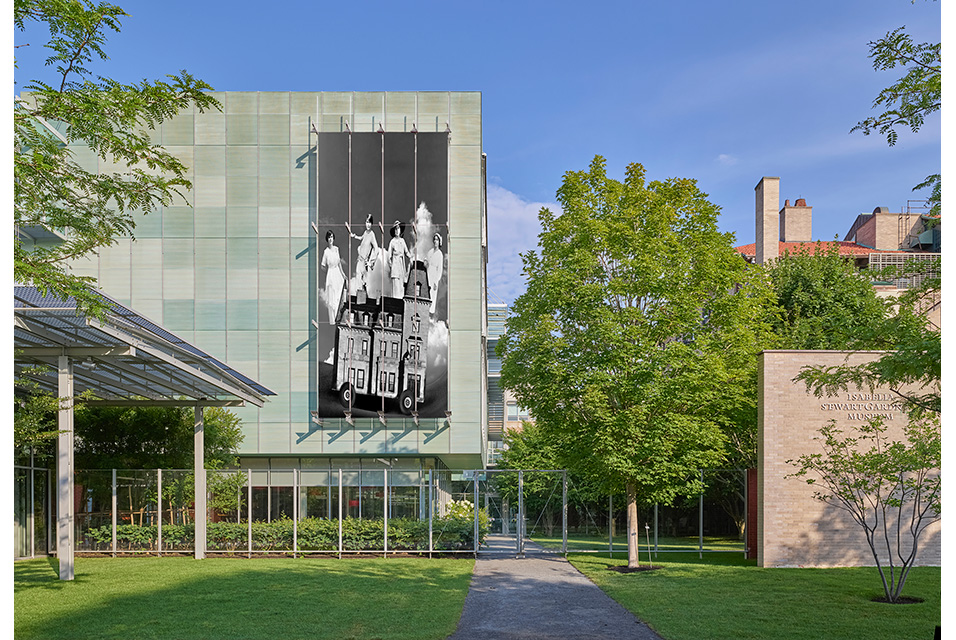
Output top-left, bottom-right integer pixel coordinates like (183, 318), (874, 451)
(69, 91), (488, 472)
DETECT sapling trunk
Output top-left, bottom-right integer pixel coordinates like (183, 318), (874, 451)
(626, 481), (640, 569)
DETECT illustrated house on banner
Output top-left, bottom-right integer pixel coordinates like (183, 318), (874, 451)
(334, 260), (431, 415)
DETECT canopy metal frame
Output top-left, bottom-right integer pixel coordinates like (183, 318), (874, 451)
(14, 286), (274, 580)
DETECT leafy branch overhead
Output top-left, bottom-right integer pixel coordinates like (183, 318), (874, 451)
(851, 24), (941, 216)
(852, 26), (940, 146)
(14, 0), (220, 315)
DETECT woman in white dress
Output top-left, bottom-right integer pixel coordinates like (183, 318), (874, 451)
(350, 213), (378, 293)
(321, 229), (346, 324)
(426, 232), (443, 315)
(387, 220), (411, 298)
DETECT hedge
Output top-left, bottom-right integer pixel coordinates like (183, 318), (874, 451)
(81, 515), (488, 552)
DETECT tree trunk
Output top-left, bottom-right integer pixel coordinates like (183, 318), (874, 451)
(626, 481), (640, 569)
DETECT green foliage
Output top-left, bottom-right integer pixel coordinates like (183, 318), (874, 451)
(499, 157), (774, 504)
(852, 26), (940, 148)
(83, 514), (487, 552)
(767, 243), (893, 350)
(787, 417), (940, 603)
(795, 256), (940, 418)
(13, 370), (60, 449)
(14, 0), (219, 315)
(851, 20), (941, 215)
(74, 405), (244, 469)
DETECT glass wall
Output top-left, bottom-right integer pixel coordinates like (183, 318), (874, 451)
(13, 450), (50, 560)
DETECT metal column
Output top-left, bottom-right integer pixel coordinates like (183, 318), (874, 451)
(56, 355), (74, 581)
(194, 406), (206, 559)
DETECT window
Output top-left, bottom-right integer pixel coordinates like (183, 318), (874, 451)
(391, 342), (398, 358)
(388, 372), (396, 393)
(356, 368), (365, 388)
(349, 368), (356, 384)
(361, 339), (368, 355)
(380, 340), (386, 355)
(380, 371), (388, 392)
(412, 314), (421, 334)
(347, 337), (354, 353)
(507, 403), (518, 420)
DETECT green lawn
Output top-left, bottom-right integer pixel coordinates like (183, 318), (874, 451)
(570, 552), (941, 640)
(14, 556), (474, 640)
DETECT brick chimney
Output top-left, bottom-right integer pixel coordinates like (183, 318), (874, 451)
(755, 177), (780, 264)
(779, 197), (812, 242)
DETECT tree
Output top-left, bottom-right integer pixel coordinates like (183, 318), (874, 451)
(73, 405), (244, 469)
(14, 0), (219, 315)
(852, 22), (941, 215)
(788, 417), (940, 603)
(767, 243), (895, 351)
(795, 256), (940, 418)
(498, 157), (774, 568)
(495, 422), (606, 538)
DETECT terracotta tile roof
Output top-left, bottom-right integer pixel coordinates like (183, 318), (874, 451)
(734, 240), (904, 258)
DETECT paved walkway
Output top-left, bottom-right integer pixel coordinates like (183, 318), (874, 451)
(447, 535), (664, 640)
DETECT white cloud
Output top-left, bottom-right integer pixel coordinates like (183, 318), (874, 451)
(717, 154), (738, 166)
(486, 183), (559, 304)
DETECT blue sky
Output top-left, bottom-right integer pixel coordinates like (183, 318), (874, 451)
(13, 0), (942, 303)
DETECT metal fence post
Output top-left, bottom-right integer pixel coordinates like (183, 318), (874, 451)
(293, 468), (298, 559)
(517, 470), (524, 556)
(157, 469), (162, 556)
(654, 503), (658, 555)
(473, 473), (479, 556)
(111, 469), (117, 557)
(383, 468), (388, 558)
(699, 469), (704, 559)
(247, 469), (252, 558)
(428, 469), (434, 558)
(562, 470), (568, 555)
(608, 494), (613, 558)
(338, 468), (343, 559)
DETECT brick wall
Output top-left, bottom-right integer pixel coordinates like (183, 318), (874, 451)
(758, 350), (940, 567)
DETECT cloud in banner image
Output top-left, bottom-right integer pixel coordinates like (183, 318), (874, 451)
(428, 320), (448, 371)
(487, 183), (559, 303)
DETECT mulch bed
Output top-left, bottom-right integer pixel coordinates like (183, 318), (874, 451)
(606, 564), (662, 573)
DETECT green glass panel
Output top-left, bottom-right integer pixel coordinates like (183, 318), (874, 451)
(227, 300), (258, 330)
(227, 175), (258, 205)
(226, 147), (258, 176)
(162, 206), (194, 237)
(226, 206), (258, 237)
(226, 238), (258, 271)
(226, 115), (257, 145)
(258, 92), (289, 114)
(225, 92), (257, 114)
(258, 238), (290, 269)
(194, 146), (226, 176)
(195, 113), (226, 145)
(162, 115), (194, 145)
(195, 268), (226, 300)
(259, 147), (290, 176)
(259, 115), (290, 145)
(195, 300), (226, 330)
(163, 300), (195, 331)
(194, 207), (226, 237)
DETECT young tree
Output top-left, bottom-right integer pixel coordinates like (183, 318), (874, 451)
(788, 417), (940, 603)
(14, 0), (219, 315)
(498, 157), (774, 568)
